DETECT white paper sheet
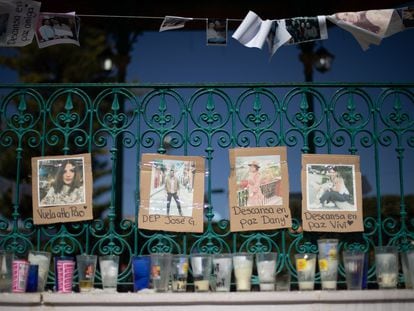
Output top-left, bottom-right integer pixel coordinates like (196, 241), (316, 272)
(266, 19), (292, 57)
(232, 11), (274, 49)
(327, 9), (403, 50)
(0, 0), (41, 47)
(159, 16), (193, 32)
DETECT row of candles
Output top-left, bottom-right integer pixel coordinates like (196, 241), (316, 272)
(1, 240), (414, 293)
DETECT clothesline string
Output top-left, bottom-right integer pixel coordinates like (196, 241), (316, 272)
(76, 14), (243, 22)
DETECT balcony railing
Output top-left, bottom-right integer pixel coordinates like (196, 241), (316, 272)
(0, 82), (413, 290)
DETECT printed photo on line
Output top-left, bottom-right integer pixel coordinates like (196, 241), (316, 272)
(206, 18), (227, 46)
(306, 164), (356, 211)
(35, 12), (80, 48)
(285, 16), (325, 44)
(149, 159), (195, 217)
(235, 155), (282, 207)
(37, 157), (85, 207)
(334, 11), (389, 35)
(401, 7), (414, 28)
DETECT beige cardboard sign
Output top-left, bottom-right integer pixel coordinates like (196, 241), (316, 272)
(301, 154), (363, 232)
(229, 147), (291, 232)
(138, 154), (205, 233)
(32, 153), (93, 225)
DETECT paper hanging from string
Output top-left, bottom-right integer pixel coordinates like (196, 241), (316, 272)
(0, 5), (411, 56)
(35, 12), (80, 48)
(401, 7), (414, 28)
(232, 11), (275, 49)
(232, 12), (328, 59)
(266, 19), (291, 57)
(0, 0), (41, 47)
(206, 18), (227, 46)
(284, 16), (328, 44)
(327, 9), (404, 50)
(159, 16), (193, 32)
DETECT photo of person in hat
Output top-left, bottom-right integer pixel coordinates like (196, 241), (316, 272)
(235, 154), (283, 208)
(247, 160), (265, 206)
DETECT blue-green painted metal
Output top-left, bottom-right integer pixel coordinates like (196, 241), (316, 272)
(0, 82), (413, 290)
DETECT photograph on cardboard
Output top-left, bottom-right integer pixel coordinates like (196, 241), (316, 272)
(235, 155), (282, 208)
(306, 164), (356, 212)
(149, 159), (195, 217)
(37, 157), (85, 207)
(138, 153), (205, 233)
(31, 153), (93, 225)
(301, 154), (363, 233)
(228, 147), (291, 232)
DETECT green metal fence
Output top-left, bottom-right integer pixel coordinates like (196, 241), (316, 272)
(0, 82), (413, 290)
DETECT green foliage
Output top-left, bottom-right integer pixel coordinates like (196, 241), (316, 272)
(0, 26), (125, 220)
(0, 27), (112, 83)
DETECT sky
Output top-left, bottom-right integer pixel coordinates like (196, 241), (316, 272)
(119, 24), (414, 219)
(127, 26), (414, 84)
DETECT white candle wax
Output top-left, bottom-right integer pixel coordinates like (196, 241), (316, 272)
(379, 272), (397, 288)
(298, 281), (314, 290)
(194, 279), (209, 291)
(172, 280), (187, 291)
(322, 280), (336, 290)
(233, 256), (253, 291)
(259, 283), (275, 291)
(235, 266), (252, 291)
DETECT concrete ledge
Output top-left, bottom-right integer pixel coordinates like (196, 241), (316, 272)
(0, 292), (41, 305)
(40, 290), (414, 305)
(1, 290), (414, 311)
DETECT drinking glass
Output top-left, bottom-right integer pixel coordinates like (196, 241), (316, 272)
(150, 253), (172, 292)
(191, 253), (212, 292)
(76, 254), (97, 293)
(317, 239), (338, 290)
(343, 250), (365, 290)
(232, 253), (253, 292)
(212, 253), (232, 292)
(375, 246), (398, 289)
(0, 251), (13, 292)
(295, 253), (316, 291)
(256, 252), (277, 291)
(28, 250), (51, 292)
(132, 255), (151, 292)
(99, 255), (119, 292)
(171, 254), (189, 292)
